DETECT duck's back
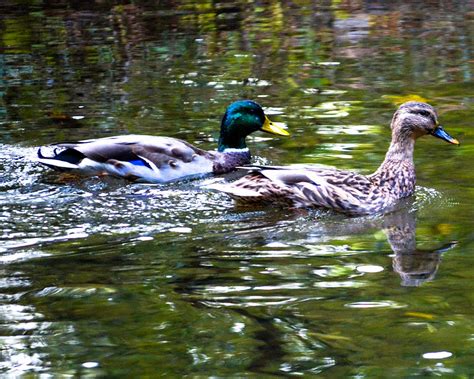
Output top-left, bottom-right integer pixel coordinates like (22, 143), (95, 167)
(212, 165), (393, 215)
(37, 135), (217, 183)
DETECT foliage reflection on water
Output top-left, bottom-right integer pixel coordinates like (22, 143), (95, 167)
(1, 0), (474, 377)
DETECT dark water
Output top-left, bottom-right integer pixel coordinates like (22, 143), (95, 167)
(1, 0), (474, 376)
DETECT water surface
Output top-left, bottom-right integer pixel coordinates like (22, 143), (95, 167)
(1, 1), (473, 376)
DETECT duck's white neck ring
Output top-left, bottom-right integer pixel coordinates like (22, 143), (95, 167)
(221, 147), (250, 154)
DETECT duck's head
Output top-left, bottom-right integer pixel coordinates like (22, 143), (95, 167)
(218, 100), (289, 152)
(391, 101), (459, 145)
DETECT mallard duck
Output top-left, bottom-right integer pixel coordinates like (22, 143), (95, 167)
(36, 100), (289, 183)
(210, 102), (459, 215)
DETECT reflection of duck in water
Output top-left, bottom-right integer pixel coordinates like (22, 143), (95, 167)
(244, 199), (456, 287)
(381, 206), (456, 287)
(211, 102), (459, 215)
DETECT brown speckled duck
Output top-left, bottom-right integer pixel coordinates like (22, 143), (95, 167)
(210, 102), (459, 215)
(36, 100), (289, 183)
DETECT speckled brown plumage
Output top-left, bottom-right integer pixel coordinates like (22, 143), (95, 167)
(211, 102), (459, 215)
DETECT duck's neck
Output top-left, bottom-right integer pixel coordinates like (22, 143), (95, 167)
(216, 130), (251, 172)
(217, 136), (248, 152)
(218, 115), (250, 152)
(370, 134), (416, 197)
(381, 135), (415, 164)
(213, 148), (251, 174)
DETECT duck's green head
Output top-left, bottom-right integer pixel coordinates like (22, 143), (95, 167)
(218, 100), (289, 152)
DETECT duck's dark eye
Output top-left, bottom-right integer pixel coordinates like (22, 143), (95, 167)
(418, 110), (431, 118)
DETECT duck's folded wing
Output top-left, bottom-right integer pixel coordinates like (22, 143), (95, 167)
(261, 168), (372, 210)
(211, 167), (373, 214)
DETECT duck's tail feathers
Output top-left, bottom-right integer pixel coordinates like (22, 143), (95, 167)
(35, 147), (83, 171)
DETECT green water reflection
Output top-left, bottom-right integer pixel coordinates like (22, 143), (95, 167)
(1, 0), (473, 376)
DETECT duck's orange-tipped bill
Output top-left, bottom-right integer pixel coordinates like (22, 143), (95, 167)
(262, 116), (290, 136)
(431, 126), (460, 145)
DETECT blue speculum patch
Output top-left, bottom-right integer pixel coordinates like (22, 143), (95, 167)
(129, 159), (148, 167)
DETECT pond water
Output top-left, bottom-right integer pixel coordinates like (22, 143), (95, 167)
(1, 0), (473, 376)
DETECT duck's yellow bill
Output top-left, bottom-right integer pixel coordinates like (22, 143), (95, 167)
(262, 116), (290, 136)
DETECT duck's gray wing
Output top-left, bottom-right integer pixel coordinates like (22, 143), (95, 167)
(37, 135), (215, 183)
